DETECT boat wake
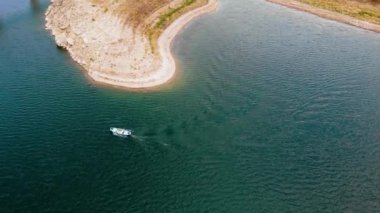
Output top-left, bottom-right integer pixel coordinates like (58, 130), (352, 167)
(130, 135), (144, 141)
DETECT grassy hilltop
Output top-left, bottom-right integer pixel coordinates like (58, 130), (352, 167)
(89, 0), (208, 49)
(89, 0), (207, 29)
(90, 0), (172, 25)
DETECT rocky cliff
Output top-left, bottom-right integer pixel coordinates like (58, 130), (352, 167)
(46, 0), (217, 88)
(46, 0), (162, 88)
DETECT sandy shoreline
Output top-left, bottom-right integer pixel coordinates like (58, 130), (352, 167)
(89, 0), (218, 89)
(267, 0), (380, 33)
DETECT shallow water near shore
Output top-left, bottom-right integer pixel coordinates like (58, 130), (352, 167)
(1, 0), (380, 212)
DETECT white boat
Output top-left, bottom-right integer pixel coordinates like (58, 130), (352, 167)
(110, 127), (132, 137)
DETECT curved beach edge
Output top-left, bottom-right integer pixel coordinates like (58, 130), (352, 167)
(267, 0), (380, 33)
(89, 0), (219, 89)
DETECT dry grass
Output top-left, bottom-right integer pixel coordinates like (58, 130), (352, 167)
(90, 0), (186, 26)
(90, 0), (208, 27)
(89, 0), (208, 52)
(297, 0), (380, 24)
(147, 0), (208, 52)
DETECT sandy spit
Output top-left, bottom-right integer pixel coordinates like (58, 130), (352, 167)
(89, 0), (219, 89)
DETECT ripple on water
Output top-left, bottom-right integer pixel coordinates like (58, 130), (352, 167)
(1, 0), (380, 212)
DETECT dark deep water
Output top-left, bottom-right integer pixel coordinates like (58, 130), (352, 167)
(1, 0), (380, 212)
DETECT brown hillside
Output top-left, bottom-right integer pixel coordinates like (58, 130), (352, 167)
(90, 0), (172, 25)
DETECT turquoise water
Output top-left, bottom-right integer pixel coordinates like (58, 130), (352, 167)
(1, 0), (380, 212)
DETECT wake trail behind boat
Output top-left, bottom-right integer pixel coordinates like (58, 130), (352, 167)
(130, 134), (145, 141)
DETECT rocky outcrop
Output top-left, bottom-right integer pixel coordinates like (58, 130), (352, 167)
(46, 0), (161, 87)
(45, 0), (218, 89)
